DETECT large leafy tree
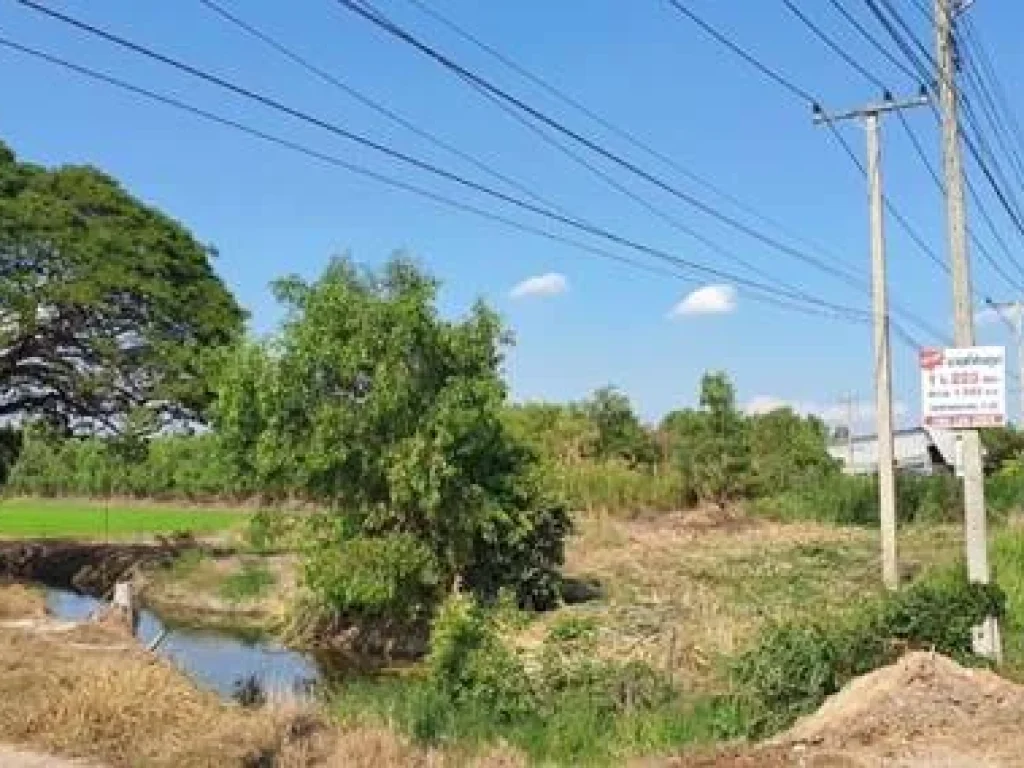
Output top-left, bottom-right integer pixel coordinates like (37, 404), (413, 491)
(216, 256), (569, 626)
(0, 142), (244, 432)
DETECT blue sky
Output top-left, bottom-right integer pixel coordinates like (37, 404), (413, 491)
(2, 0), (1023, 424)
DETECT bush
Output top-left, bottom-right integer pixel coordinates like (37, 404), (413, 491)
(556, 461), (693, 514)
(754, 472), (970, 527)
(734, 565), (1006, 735)
(303, 533), (441, 633)
(986, 460), (1024, 517)
(426, 593), (537, 724)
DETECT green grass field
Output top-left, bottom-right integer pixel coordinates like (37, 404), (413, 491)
(0, 498), (249, 540)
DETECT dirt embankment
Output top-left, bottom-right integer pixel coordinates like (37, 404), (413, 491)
(667, 652), (1024, 767)
(0, 539), (191, 595)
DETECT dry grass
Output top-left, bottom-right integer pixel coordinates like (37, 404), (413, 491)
(0, 585), (522, 767)
(549, 512), (964, 691)
(0, 583), (45, 619)
(140, 552), (297, 630)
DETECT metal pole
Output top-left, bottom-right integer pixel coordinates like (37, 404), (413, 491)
(866, 112), (899, 591)
(935, 0), (1000, 660)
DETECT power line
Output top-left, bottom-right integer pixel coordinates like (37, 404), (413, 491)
(327, 0), (949, 342)
(349, 3), (852, 308)
(860, 0), (1024, 282)
(328, 0), (883, 295)
(195, 0), (859, 304)
(399, 0), (871, 290)
(398, 0), (882, 311)
(662, 0), (959, 335)
(780, 0), (888, 92)
(823, 0), (921, 83)
(0, 15), (874, 322)
(896, 109), (1024, 292)
(0, 36), (872, 324)
(664, 0), (815, 104)
(194, 0), (566, 215)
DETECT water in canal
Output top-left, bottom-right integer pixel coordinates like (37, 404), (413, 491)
(45, 588), (323, 699)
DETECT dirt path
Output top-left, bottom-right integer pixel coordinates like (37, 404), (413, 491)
(0, 746), (99, 767)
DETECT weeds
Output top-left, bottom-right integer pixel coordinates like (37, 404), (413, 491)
(220, 561), (276, 603)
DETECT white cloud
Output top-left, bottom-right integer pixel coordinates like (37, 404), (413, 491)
(977, 304), (1020, 327)
(745, 396), (908, 427)
(668, 285), (737, 318)
(509, 272), (568, 300)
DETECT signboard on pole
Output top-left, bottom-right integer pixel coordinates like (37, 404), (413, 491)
(920, 346), (1007, 429)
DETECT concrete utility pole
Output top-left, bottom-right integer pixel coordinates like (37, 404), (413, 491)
(935, 0), (1001, 661)
(814, 92), (928, 591)
(987, 300), (1024, 423)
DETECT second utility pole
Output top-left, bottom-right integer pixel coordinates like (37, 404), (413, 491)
(936, 0), (1001, 660)
(814, 92), (928, 591)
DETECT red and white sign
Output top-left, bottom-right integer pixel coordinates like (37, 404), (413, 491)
(920, 346), (1006, 429)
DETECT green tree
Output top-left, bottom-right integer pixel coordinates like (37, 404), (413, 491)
(0, 142), (244, 432)
(747, 407), (837, 493)
(981, 426), (1024, 471)
(217, 256), (570, 625)
(579, 386), (657, 466)
(675, 372), (750, 507)
(504, 402), (597, 466)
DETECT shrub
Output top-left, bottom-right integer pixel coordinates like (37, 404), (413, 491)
(219, 561), (276, 603)
(734, 564), (1006, 735)
(556, 461), (693, 514)
(303, 533), (442, 632)
(426, 593), (536, 724)
(986, 460), (1024, 517)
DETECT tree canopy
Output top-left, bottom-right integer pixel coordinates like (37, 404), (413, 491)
(216, 256), (569, 624)
(0, 142), (244, 432)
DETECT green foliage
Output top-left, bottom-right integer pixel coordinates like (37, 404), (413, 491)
(982, 426), (1024, 470)
(755, 472), (968, 526)
(747, 408), (837, 494)
(666, 372), (751, 507)
(6, 426), (238, 500)
(218, 561), (276, 603)
(986, 459), (1024, 516)
(734, 565), (1007, 735)
(216, 257), (570, 619)
(554, 460), (692, 514)
(580, 387), (659, 466)
(426, 593), (536, 724)
(0, 141), (244, 432)
(304, 533), (441, 630)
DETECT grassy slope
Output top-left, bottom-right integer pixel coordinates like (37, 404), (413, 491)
(0, 498), (248, 539)
(542, 513), (1020, 689)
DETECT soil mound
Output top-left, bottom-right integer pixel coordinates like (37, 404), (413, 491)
(777, 651), (1024, 766)
(666, 652), (1024, 767)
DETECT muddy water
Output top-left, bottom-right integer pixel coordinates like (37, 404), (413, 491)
(45, 588), (324, 699)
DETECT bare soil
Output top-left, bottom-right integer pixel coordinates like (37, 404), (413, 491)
(665, 652), (1024, 767)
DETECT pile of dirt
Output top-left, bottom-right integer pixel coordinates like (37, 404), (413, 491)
(779, 651), (1024, 761)
(668, 652), (1024, 767)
